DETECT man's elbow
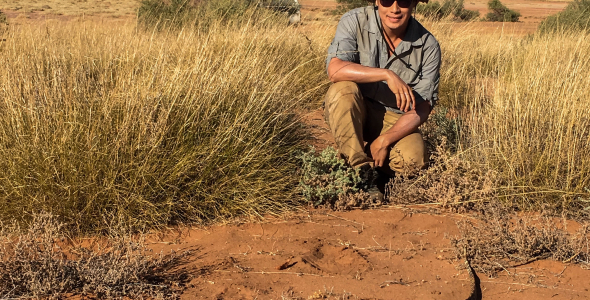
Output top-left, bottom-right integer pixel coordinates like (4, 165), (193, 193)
(327, 58), (343, 83)
(327, 67), (339, 83)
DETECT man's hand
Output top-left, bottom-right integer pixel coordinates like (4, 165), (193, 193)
(385, 70), (415, 112)
(370, 135), (390, 168)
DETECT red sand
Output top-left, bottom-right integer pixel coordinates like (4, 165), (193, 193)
(151, 207), (590, 299)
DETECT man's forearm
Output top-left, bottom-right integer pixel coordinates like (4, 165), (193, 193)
(369, 101), (430, 167)
(328, 58), (391, 83)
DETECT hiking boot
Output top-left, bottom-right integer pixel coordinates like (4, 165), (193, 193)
(357, 164), (388, 203)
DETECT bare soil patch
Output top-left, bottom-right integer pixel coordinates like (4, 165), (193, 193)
(463, 0), (570, 34)
(151, 208), (590, 299)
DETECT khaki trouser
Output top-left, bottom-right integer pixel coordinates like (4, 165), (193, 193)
(324, 81), (427, 173)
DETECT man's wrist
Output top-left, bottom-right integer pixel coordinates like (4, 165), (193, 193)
(376, 134), (394, 149)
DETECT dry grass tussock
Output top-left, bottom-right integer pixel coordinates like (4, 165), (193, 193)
(0, 213), (188, 299)
(0, 12), (331, 233)
(390, 21), (590, 217)
(462, 29), (590, 213)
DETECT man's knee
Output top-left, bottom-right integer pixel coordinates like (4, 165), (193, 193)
(388, 133), (427, 173)
(324, 81), (362, 108)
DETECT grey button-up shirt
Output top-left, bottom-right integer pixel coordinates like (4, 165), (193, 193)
(326, 6), (441, 113)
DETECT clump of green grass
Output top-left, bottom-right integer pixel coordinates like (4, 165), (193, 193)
(333, 0), (370, 14)
(137, 0), (202, 30)
(538, 0), (590, 34)
(137, 0), (260, 30)
(0, 12), (329, 233)
(485, 0), (520, 22)
(416, 0), (480, 21)
(258, 0), (301, 14)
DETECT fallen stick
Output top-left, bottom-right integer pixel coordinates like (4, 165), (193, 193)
(214, 269), (333, 277)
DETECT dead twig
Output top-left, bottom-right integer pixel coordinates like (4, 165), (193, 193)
(379, 279), (415, 288)
(214, 270), (333, 277)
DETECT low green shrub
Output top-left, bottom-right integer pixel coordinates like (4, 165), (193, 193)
(538, 0), (590, 33)
(0, 10), (7, 37)
(416, 0), (479, 21)
(333, 0), (370, 14)
(137, 0), (201, 30)
(258, 0), (301, 14)
(138, 0), (298, 30)
(421, 106), (463, 154)
(582, 187), (590, 211)
(299, 147), (364, 206)
(485, 0), (520, 22)
(0, 10), (6, 25)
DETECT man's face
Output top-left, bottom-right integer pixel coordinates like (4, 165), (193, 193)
(377, 0), (416, 32)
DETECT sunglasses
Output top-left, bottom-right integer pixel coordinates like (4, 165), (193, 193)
(380, 0), (413, 8)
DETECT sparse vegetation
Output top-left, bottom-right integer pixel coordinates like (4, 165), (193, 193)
(0, 10), (6, 25)
(485, 0), (520, 22)
(138, 0), (301, 30)
(538, 0), (590, 33)
(0, 213), (188, 299)
(387, 141), (497, 208)
(333, 0), (370, 14)
(451, 203), (590, 276)
(416, 0), (480, 21)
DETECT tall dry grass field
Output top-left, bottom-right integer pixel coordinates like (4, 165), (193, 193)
(0, 13), (330, 232)
(0, 6), (588, 234)
(429, 22), (590, 210)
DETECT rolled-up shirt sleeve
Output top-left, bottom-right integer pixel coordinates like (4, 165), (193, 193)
(412, 41), (441, 108)
(326, 13), (360, 72)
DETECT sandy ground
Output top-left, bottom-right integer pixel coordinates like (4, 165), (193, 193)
(3, 0), (589, 299)
(151, 207), (590, 299)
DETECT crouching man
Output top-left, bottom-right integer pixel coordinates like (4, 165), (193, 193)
(325, 0), (441, 200)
